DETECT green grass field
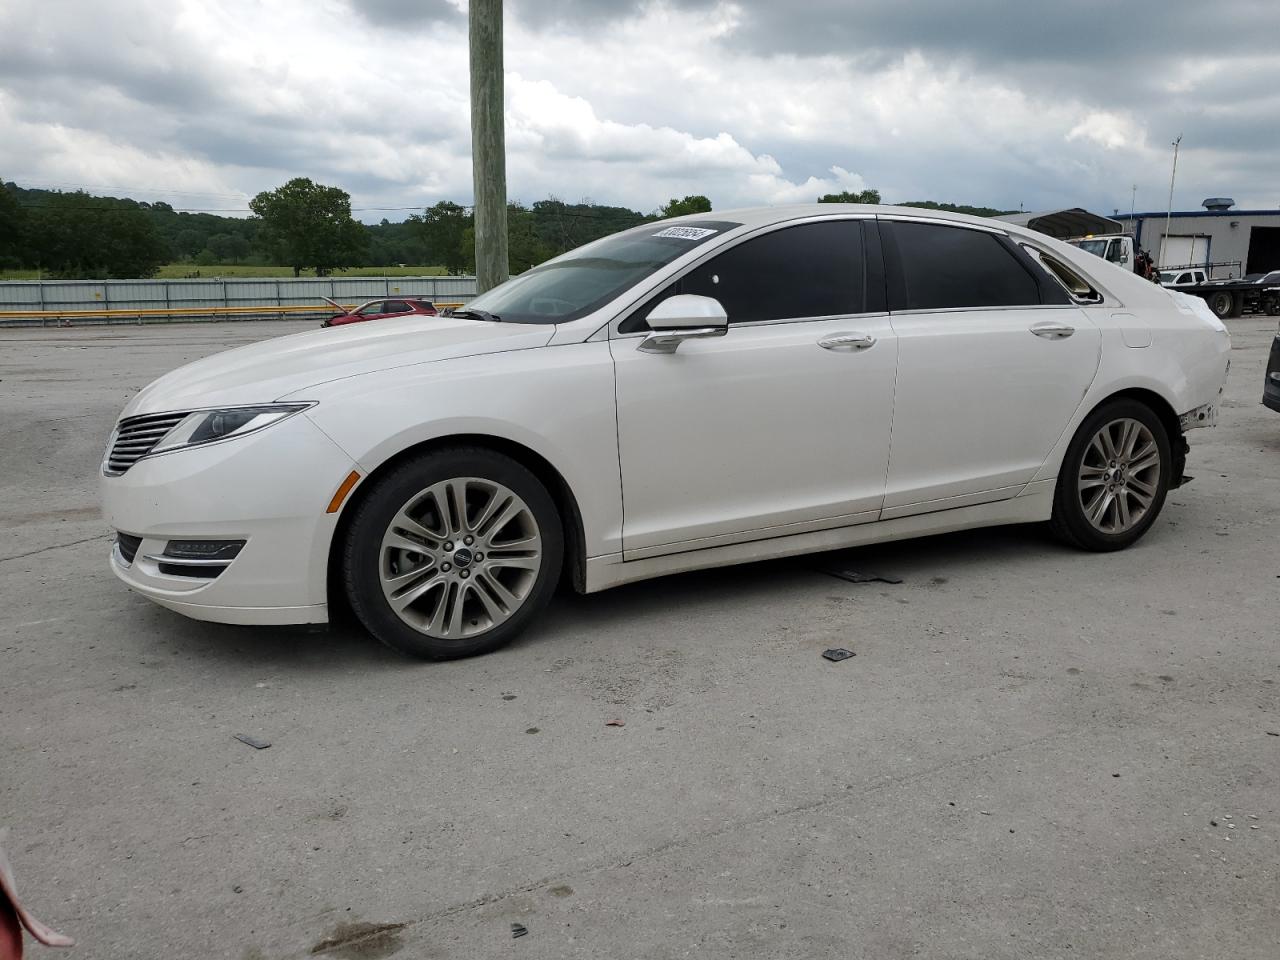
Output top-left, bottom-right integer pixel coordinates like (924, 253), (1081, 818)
(0, 264), (450, 281)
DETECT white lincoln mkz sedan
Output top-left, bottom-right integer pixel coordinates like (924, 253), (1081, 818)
(101, 205), (1230, 658)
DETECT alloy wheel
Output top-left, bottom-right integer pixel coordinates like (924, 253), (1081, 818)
(378, 477), (543, 639)
(1077, 417), (1161, 535)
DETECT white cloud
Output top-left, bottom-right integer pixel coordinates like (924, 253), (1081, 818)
(1067, 112), (1141, 151)
(1, 0), (1273, 219)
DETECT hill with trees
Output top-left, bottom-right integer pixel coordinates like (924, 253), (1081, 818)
(1, 178), (1014, 279)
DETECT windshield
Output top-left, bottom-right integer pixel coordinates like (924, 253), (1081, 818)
(460, 220), (740, 324)
(1159, 271), (1177, 283)
(1075, 240), (1108, 258)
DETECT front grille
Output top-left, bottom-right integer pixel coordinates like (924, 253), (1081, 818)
(104, 412), (188, 475)
(116, 533), (142, 565)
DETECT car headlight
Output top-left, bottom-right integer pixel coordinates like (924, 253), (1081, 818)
(151, 403), (314, 454)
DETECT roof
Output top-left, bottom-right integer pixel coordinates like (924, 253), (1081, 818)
(1127, 209), (1280, 220)
(672, 203), (1030, 232)
(993, 208), (1122, 239)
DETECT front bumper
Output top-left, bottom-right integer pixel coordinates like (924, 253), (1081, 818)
(100, 412), (358, 625)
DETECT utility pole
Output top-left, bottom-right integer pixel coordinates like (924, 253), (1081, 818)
(1162, 135), (1182, 268)
(469, 0), (508, 293)
(1128, 183), (1136, 231)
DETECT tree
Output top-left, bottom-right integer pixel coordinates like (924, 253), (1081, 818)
(249, 177), (367, 276)
(175, 228), (206, 259)
(408, 201), (472, 275)
(207, 233), (250, 263)
(817, 189), (881, 204)
(29, 191), (168, 278)
(659, 195), (712, 218)
(899, 200), (1016, 218)
(506, 203), (551, 273)
(0, 181), (27, 269)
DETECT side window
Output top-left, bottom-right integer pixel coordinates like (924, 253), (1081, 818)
(357, 301), (386, 315)
(621, 221), (865, 331)
(1176, 273), (1192, 285)
(382, 300), (410, 313)
(681, 221), (864, 324)
(1020, 245), (1101, 304)
(890, 222), (1042, 310)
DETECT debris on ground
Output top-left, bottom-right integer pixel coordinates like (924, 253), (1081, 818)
(233, 734), (271, 750)
(309, 921), (405, 956)
(0, 829), (75, 958)
(605, 719), (625, 727)
(819, 566), (903, 585)
(511, 923), (528, 939)
(822, 648), (856, 663)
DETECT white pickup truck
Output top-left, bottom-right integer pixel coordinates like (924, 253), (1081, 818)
(1159, 268), (1208, 288)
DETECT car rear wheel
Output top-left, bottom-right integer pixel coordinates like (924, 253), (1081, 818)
(1049, 399), (1171, 551)
(342, 448), (563, 659)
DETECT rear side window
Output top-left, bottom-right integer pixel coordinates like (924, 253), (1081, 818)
(1021, 246), (1101, 304)
(888, 222), (1042, 310)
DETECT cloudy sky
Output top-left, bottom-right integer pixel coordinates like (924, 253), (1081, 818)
(2, 0), (1277, 221)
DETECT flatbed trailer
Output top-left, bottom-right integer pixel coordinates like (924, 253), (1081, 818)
(1178, 280), (1280, 319)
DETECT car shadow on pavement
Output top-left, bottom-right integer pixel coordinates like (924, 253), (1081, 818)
(535, 521), (1057, 636)
(145, 522), (1060, 668)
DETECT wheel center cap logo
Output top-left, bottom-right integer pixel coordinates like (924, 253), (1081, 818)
(452, 547), (474, 568)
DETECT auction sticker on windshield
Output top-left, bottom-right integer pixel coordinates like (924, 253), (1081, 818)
(652, 226), (719, 240)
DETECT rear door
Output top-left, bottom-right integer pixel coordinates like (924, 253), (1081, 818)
(879, 218), (1101, 517)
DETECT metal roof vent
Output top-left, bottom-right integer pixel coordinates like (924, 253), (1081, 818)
(1202, 197), (1235, 211)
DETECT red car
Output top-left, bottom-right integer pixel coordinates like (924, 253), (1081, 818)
(320, 296), (438, 327)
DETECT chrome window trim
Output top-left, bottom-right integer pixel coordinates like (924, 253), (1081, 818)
(875, 214), (1008, 236)
(887, 303), (1081, 318)
(605, 213), (877, 339)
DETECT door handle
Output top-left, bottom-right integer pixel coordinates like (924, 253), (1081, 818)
(818, 332), (876, 351)
(1029, 322), (1075, 340)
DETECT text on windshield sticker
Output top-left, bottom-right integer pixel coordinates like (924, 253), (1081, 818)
(652, 226), (718, 240)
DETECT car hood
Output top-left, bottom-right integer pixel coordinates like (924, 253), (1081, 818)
(122, 315), (556, 417)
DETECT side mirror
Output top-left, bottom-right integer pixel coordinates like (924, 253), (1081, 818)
(638, 294), (728, 354)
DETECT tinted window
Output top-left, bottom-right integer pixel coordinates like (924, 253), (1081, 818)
(382, 300), (410, 312)
(891, 222), (1041, 310)
(676, 221), (863, 324)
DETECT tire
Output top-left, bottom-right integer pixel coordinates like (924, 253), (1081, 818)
(1049, 399), (1172, 551)
(1207, 291), (1234, 319)
(342, 447), (563, 659)
(1266, 299), (1280, 317)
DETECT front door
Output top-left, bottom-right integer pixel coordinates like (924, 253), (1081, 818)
(610, 219), (899, 557)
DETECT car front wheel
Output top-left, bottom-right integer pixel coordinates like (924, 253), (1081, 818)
(1049, 399), (1171, 551)
(342, 448), (563, 659)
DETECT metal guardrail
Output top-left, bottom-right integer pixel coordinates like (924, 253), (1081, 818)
(1161, 260), (1245, 280)
(0, 276), (478, 326)
(0, 303), (467, 327)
